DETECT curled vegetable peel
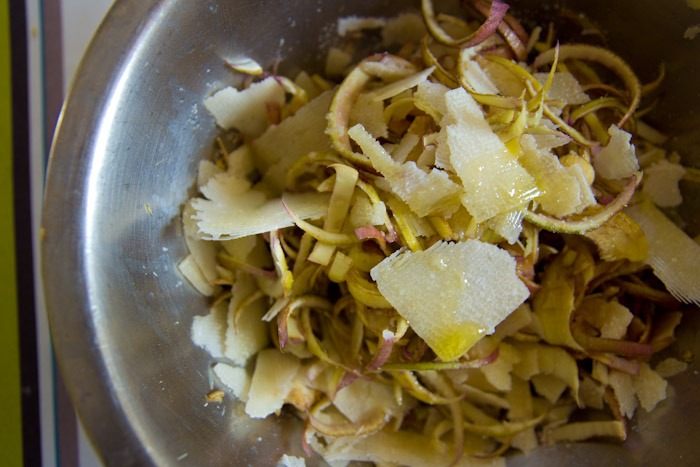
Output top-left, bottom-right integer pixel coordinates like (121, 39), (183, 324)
(533, 44), (642, 127)
(421, 0), (509, 48)
(523, 172), (641, 234)
(182, 2), (700, 465)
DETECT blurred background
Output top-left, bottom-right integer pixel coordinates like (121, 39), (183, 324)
(1, 0), (111, 465)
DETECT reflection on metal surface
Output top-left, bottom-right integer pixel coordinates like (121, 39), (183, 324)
(43, 0), (700, 466)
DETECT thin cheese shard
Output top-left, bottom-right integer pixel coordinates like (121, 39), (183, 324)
(578, 298), (632, 339)
(634, 362), (667, 413)
(224, 273), (270, 365)
(642, 158), (686, 207)
(625, 201), (700, 305)
(192, 187), (330, 241)
(381, 13), (427, 46)
(348, 194), (386, 228)
(482, 59), (526, 97)
(364, 67), (435, 102)
(441, 88), (539, 222)
(487, 209), (525, 244)
(459, 49), (500, 94)
(325, 47), (354, 77)
(519, 135), (595, 217)
(213, 362), (251, 402)
(414, 80), (450, 122)
(534, 72), (591, 105)
(593, 125), (639, 180)
(350, 93), (388, 139)
(349, 124), (461, 217)
(337, 16), (386, 37)
(276, 454), (307, 467)
(191, 300), (228, 358)
(204, 77), (285, 137)
(333, 378), (399, 423)
(252, 90), (335, 191)
(245, 348), (302, 418)
(182, 203), (219, 278)
(178, 254), (215, 296)
(370, 240), (529, 361)
(609, 362), (667, 418)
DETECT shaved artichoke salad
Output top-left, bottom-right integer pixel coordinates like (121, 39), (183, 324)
(180, 0), (700, 465)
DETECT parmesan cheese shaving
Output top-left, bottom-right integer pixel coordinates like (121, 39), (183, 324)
(213, 363), (251, 402)
(192, 191), (330, 241)
(349, 124), (462, 217)
(641, 158), (686, 207)
(224, 273), (270, 365)
(178, 254), (215, 296)
(534, 72), (591, 105)
(593, 125), (639, 180)
(626, 201), (700, 305)
(370, 240), (529, 361)
(191, 301), (227, 358)
(441, 88), (540, 222)
(245, 349), (302, 418)
(203, 77), (285, 136)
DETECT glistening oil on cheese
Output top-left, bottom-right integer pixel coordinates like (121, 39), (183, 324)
(431, 320), (486, 362)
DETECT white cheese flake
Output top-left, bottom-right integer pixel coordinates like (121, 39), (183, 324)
(203, 77), (285, 137)
(213, 363), (251, 402)
(337, 16), (387, 37)
(519, 135), (595, 217)
(252, 90), (334, 191)
(333, 378), (399, 423)
(245, 349), (302, 418)
(370, 240), (529, 361)
(626, 201), (700, 305)
(276, 454), (306, 467)
(178, 255), (215, 296)
(593, 125), (639, 180)
(224, 273), (269, 365)
(192, 190), (330, 241)
(349, 124), (462, 217)
(441, 88), (540, 222)
(534, 72), (591, 105)
(642, 158), (686, 207)
(191, 301), (227, 358)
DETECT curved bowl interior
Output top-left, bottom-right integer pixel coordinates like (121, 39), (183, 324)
(43, 0), (700, 465)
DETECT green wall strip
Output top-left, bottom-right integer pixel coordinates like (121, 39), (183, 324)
(0, 0), (24, 465)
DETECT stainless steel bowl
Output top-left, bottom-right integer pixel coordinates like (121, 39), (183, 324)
(43, 0), (700, 465)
